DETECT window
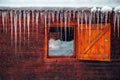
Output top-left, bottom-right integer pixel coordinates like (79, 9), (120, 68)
(49, 27), (74, 57)
(45, 23), (77, 60)
(45, 23), (110, 61)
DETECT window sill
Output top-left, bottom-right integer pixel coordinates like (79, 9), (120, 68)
(44, 57), (76, 62)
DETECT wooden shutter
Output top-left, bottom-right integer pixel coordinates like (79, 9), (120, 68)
(77, 24), (111, 61)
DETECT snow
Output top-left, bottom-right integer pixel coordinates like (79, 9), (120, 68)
(49, 39), (74, 56)
(0, 0), (120, 7)
(101, 6), (112, 12)
(114, 6), (120, 13)
(91, 7), (97, 12)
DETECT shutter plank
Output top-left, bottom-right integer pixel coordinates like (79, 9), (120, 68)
(77, 24), (111, 61)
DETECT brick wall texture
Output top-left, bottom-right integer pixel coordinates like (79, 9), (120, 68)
(0, 11), (120, 80)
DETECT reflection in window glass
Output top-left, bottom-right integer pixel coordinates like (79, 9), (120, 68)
(49, 27), (74, 56)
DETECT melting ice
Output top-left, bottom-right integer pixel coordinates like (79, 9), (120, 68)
(114, 6), (120, 37)
(1, 6), (120, 54)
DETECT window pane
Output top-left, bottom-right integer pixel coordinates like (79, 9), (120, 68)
(49, 27), (74, 56)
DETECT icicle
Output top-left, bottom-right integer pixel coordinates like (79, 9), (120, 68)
(32, 10), (34, 32)
(101, 6), (112, 27)
(60, 11), (63, 40)
(91, 7), (97, 24)
(44, 11), (47, 40)
(114, 6), (120, 37)
(117, 14), (120, 37)
(40, 11), (43, 24)
(48, 11), (51, 39)
(56, 11), (59, 32)
(2, 11), (6, 32)
(89, 12), (92, 42)
(97, 8), (100, 29)
(68, 11), (71, 36)
(23, 10), (26, 46)
(14, 10), (18, 54)
(10, 10), (13, 46)
(85, 12), (88, 29)
(56, 11), (59, 23)
(73, 10), (76, 21)
(64, 11), (67, 41)
(92, 12), (95, 24)
(35, 11), (39, 41)
(27, 11), (30, 47)
(113, 13), (117, 37)
(81, 10), (84, 32)
(100, 11), (104, 29)
(60, 11), (63, 27)
(18, 10), (21, 49)
(77, 11), (80, 32)
(68, 11), (71, 23)
(52, 11), (55, 23)
(48, 11), (51, 27)
(5, 11), (8, 33)
(89, 12), (92, 29)
(105, 12), (108, 24)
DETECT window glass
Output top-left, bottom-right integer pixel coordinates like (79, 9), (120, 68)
(48, 27), (74, 56)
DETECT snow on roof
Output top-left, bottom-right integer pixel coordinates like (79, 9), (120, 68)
(0, 0), (120, 8)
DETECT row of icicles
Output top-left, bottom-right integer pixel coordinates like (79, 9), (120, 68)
(0, 7), (120, 53)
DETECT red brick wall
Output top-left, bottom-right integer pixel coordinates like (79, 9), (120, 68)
(0, 11), (120, 80)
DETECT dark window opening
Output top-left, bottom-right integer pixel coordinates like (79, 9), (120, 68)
(48, 27), (74, 57)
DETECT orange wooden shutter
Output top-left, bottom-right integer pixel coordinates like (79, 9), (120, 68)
(77, 24), (111, 61)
